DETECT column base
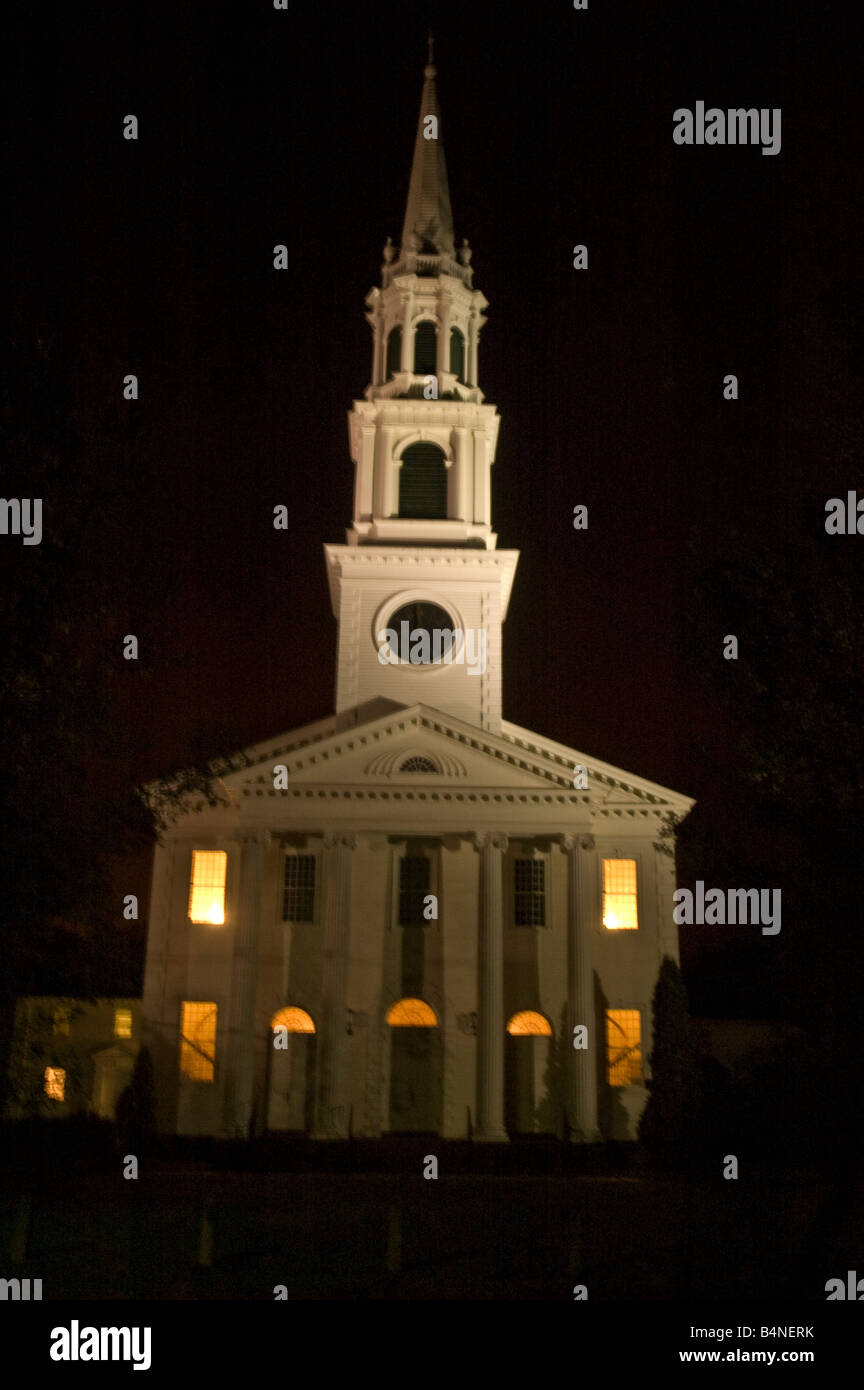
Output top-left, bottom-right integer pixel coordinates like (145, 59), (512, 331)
(474, 1129), (510, 1143)
(568, 1129), (602, 1144)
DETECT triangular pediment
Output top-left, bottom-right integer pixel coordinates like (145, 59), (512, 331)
(221, 703), (694, 815)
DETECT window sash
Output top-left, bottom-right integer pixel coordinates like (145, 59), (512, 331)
(399, 856), (431, 926)
(282, 854), (316, 922)
(514, 858), (546, 926)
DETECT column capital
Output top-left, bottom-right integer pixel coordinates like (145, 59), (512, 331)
(323, 832), (357, 851)
(560, 832), (595, 853)
(473, 832), (508, 853)
(235, 828), (272, 848)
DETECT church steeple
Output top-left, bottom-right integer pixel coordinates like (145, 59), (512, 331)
(400, 36), (455, 258)
(324, 42), (518, 733)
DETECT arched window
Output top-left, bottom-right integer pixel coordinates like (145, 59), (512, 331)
(386, 998), (438, 1027)
(398, 441), (447, 519)
(449, 327), (465, 383)
(506, 1010), (553, 1036)
(399, 756), (438, 773)
(413, 321), (437, 375)
(271, 1007), (316, 1034)
(386, 325), (402, 380)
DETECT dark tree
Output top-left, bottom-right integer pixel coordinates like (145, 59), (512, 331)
(639, 956), (699, 1164)
(115, 1046), (157, 1156)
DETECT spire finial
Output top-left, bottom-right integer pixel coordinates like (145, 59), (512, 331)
(425, 29), (435, 78)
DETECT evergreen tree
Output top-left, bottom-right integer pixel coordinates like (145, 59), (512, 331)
(639, 956), (699, 1163)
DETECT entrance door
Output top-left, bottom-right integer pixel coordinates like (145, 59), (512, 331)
(267, 1007), (317, 1132)
(386, 997), (442, 1134)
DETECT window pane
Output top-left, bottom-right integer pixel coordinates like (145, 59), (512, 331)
(398, 442), (448, 519)
(606, 1009), (642, 1086)
(114, 1007), (133, 1038)
(413, 321), (437, 375)
(44, 1067), (65, 1100)
(449, 326), (465, 382)
(603, 858), (638, 930)
(514, 858), (545, 926)
(283, 855), (316, 922)
(386, 325), (402, 379)
(180, 1002), (217, 1082)
(399, 856), (431, 926)
(188, 850), (227, 925)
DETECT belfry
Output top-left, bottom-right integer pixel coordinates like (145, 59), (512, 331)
(138, 51), (694, 1143)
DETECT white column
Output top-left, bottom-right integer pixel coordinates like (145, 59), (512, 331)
(562, 833), (600, 1142)
(452, 426), (469, 520)
(224, 830), (270, 1138)
(314, 832), (356, 1138)
(474, 832), (508, 1141)
(467, 312), (478, 386)
(437, 298), (451, 377)
(400, 294), (413, 371)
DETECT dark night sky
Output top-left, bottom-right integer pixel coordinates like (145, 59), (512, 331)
(6, 1), (860, 1006)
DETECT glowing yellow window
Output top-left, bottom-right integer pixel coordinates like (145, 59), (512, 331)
(386, 998), (437, 1027)
(506, 1011), (553, 1036)
(180, 1002), (218, 1082)
(603, 858), (638, 930)
(188, 850), (227, 924)
(114, 1007), (133, 1038)
(44, 1067), (65, 1101)
(271, 1007), (316, 1034)
(606, 1010), (642, 1086)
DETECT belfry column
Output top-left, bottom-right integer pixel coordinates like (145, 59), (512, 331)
(563, 833), (600, 1142)
(314, 833), (356, 1138)
(224, 830), (270, 1138)
(474, 832), (508, 1141)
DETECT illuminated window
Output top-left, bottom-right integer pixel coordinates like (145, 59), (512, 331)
(53, 1006), (71, 1036)
(507, 1011), (553, 1036)
(180, 1002), (217, 1081)
(44, 1067), (65, 1101)
(606, 1010), (642, 1086)
(114, 1007), (133, 1038)
(188, 850), (227, 924)
(282, 855), (316, 922)
(271, 1007), (316, 1034)
(603, 858), (638, 930)
(399, 855), (431, 926)
(514, 858), (545, 926)
(386, 998), (437, 1027)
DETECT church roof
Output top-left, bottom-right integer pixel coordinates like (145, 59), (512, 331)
(400, 48), (455, 257)
(179, 700), (696, 826)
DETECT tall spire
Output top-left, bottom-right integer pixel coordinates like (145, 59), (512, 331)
(400, 38), (455, 257)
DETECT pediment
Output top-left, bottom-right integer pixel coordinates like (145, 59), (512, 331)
(223, 703), (694, 815)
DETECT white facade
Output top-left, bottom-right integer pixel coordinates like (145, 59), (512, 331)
(140, 55), (693, 1143)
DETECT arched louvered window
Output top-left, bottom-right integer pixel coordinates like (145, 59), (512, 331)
(400, 756), (438, 773)
(386, 325), (402, 380)
(413, 321), (437, 375)
(398, 442), (447, 519)
(449, 327), (465, 383)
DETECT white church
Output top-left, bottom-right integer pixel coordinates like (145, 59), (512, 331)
(140, 54), (694, 1143)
